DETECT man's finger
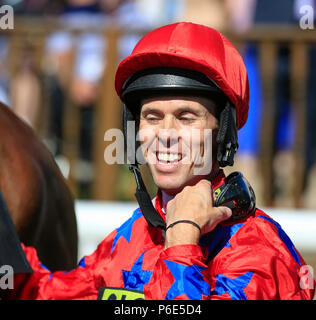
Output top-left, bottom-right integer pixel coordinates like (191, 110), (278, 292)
(214, 206), (232, 222)
(197, 179), (212, 187)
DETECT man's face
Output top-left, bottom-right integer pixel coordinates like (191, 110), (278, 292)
(138, 96), (219, 195)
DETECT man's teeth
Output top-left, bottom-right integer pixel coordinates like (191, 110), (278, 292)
(157, 153), (181, 162)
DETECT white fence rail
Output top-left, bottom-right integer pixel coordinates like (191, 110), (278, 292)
(75, 201), (316, 260)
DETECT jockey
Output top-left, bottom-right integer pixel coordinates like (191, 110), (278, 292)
(1, 22), (315, 300)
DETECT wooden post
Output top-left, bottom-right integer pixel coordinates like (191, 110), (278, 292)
(60, 46), (79, 197)
(258, 41), (278, 206)
(92, 29), (121, 200)
(31, 30), (48, 135)
(7, 32), (22, 80)
(290, 41), (308, 207)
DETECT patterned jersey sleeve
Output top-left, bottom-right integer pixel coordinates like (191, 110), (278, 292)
(3, 230), (116, 300)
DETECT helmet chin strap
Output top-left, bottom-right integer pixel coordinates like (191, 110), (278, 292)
(129, 164), (166, 230)
(129, 164), (223, 231)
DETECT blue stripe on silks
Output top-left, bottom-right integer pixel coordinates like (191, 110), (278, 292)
(163, 260), (210, 300)
(199, 223), (244, 263)
(257, 215), (301, 265)
(111, 208), (143, 253)
(211, 272), (253, 300)
(40, 263), (53, 280)
(78, 256), (85, 268)
(122, 251), (153, 291)
(40, 263), (50, 271)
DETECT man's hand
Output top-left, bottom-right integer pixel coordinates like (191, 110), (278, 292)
(165, 180), (232, 249)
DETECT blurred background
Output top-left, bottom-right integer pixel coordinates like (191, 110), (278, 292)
(0, 0), (315, 293)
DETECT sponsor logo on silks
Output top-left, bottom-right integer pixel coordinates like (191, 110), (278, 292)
(97, 287), (145, 300)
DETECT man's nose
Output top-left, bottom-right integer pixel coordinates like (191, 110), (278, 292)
(161, 115), (177, 130)
(158, 116), (179, 147)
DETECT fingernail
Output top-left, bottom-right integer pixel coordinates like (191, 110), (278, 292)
(225, 207), (232, 217)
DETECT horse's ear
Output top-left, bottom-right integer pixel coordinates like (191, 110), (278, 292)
(0, 189), (33, 274)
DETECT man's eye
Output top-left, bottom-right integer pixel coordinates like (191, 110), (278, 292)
(179, 117), (194, 122)
(146, 116), (160, 122)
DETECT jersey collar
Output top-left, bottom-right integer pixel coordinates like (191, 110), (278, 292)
(154, 169), (226, 221)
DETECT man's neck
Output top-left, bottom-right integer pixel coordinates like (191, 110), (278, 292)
(161, 167), (221, 214)
(161, 191), (174, 214)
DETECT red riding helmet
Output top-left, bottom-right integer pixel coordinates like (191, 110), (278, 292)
(115, 22), (249, 130)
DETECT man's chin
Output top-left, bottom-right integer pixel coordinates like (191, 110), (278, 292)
(158, 185), (184, 196)
(154, 172), (212, 195)
(153, 176), (186, 195)
(153, 175), (200, 195)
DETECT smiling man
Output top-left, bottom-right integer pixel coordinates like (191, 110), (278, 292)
(139, 95), (218, 192)
(2, 22), (315, 300)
